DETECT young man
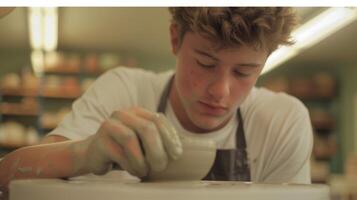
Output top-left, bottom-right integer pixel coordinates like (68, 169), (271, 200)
(0, 7), (313, 194)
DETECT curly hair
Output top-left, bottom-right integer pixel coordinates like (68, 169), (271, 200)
(169, 7), (298, 53)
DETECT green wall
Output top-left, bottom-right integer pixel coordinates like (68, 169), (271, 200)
(340, 63), (357, 165)
(0, 49), (31, 77)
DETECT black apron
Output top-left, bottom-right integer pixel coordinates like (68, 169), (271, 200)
(158, 76), (251, 181)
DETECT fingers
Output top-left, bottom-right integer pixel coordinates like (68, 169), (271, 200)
(103, 119), (148, 177)
(86, 133), (131, 176)
(106, 107), (182, 177)
(113, 110), (168, 172)
(132, 108), (182, 160)
(156, 113), (183, 160)
(98, 134), (135, 176)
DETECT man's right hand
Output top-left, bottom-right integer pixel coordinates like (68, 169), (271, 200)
(78, 107), (183, 178)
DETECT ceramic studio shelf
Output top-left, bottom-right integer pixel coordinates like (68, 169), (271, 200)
(0, 87), (38, 97)
(44, 67), (103, 76)
(41, 88), (81, 99)
(311, 119), (336, 131)
(0, 109), (39, 117)
(44, 66), (81, 74)
(0, 87), (81, 99)
(0, 103), (39, 116)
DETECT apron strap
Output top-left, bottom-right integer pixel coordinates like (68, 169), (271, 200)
(157, 75), (174, 113)
(236, 109), (247, 149)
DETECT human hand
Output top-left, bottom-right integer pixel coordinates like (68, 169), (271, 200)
(79, 107), (183, 178)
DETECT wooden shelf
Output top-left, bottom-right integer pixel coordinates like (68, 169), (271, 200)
(311, 116), (336, 131)
(314, 148), (336, 160)
(44, 66), (81, 74)
(0, 102), (39, 116)
(41, 89), (81, 99)
(0, 87), (38, 97)
(0, 87), (81, 99)
(44, 67), (103, 76)
(0, 109), (39, 116)
(82, 69), (104, 76)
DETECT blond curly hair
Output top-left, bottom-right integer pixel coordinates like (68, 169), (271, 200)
(169, 7), (298, 53)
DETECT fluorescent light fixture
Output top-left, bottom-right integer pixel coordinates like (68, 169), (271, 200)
(43, 7), (58, 51)
(29, 7), (58, 51)
(263, 46), (298, 74)
(29, 7), (58, 75)
(293, 7), (357, 50)
(29, 7), (43, 50)
(31, 50), (44, 77)
(262, 7), (357, 75)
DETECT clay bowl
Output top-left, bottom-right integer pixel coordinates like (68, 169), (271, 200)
(146, 137), (216, 181)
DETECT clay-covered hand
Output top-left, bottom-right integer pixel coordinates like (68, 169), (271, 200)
(79, 107), (183, 178)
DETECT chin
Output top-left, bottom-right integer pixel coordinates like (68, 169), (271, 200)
(190, 114), (227, 132)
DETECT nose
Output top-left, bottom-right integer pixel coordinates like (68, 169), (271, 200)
(207, 75), (230, 101)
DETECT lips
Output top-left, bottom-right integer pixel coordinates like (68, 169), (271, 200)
(198, 101), (228, 116)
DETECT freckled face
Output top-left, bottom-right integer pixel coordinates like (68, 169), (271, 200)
(170, 30), (268, 133)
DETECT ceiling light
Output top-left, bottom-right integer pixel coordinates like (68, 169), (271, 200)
(29, 7), (58, 51)
(43, 7), (58, 51)
(29, 7), (43, 50)
(262, 7), (357, 75)
(31, 50), (44, 77)
(28, 7), (58, 77)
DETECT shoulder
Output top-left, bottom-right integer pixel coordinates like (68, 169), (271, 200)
(241, 87), (309, 122)
(104, 66), (174, 110)
(91, 66), (173, 94)
(108, 66), (174, 88)
(104, 66), (156, 86)
(243, 88), (313, 183)
(242, 87), (312, 155)
(109, 66), (155, 79)
(79, 66), (173, 112)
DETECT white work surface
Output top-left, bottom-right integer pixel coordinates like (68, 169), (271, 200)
(9, 171), (330, 200)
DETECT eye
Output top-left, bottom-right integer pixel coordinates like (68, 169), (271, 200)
(233, 70), (250, 78)
(196, 59), (215, 69)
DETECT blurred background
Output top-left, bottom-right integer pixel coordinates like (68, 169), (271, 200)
(0, 7), (356, 198)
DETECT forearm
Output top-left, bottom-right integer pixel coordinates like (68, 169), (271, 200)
(0, 140), (90, 191)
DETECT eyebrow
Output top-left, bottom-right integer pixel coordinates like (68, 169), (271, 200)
(194, 49), (262, 68)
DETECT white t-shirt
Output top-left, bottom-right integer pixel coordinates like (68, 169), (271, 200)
(49, 66), (313, 184)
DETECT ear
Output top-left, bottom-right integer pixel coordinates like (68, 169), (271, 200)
(170, 23), (179, 55)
